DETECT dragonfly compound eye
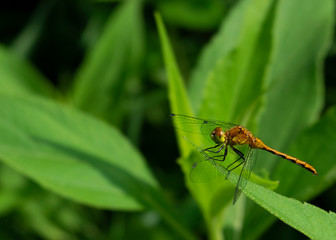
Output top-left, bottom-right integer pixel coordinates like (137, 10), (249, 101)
(211, 127), (226, 143)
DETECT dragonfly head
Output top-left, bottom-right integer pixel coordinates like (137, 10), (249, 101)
(211, 127), (226, 144)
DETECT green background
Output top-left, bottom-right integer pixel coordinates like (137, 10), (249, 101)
(0, 0), (335, 239)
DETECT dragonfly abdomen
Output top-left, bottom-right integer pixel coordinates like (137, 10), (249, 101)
(263, 146), (318, 175)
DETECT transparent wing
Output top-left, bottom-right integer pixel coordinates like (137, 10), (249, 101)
(182, 136), (229, 182)
(170, 114), (237, 143)
(233, 148), (255, 204)
(190, 157), (222, 182)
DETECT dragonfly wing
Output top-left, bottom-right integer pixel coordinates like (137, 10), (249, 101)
(200, 122), (221, 143)
(233, 148), (255, 204)
(190, 158), (220, 182)
(170, 114), (206, 134)
(190, 148), (232, 182)
(171, 114), (218, 143)
(171, 114), (256, 204)
(170, 114), (237, 144)
(184, 137), (222, 182)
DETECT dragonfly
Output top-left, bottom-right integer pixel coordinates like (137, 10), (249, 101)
(170, 114), (318, 204)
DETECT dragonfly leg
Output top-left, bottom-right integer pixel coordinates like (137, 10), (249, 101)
(231, 146), (245, 159)
(226, 154), (244, 169)
(226, 160), (245, 180)
(204, 144), (224, 153)
(204, 146), (228, 164)
(225, 147), (246, 179)
(212, 145), (227, 162)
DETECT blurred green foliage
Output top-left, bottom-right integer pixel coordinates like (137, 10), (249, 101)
(0, 0), (335, 239)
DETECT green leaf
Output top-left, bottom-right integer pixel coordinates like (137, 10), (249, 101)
(189, 0), (274, 123)
(0, 95), (196, 240)
(167, 1), (276, 238)
(155, 12), (194, 157)
(72, 0), (144, 123)
(0, 45), (56, 98)
(242, 176), (336, 240)
(156, 13), (233, 240)
(0, 95), (158, 210)
(243, 0), (334, 238)
(256, 0), (333, 171)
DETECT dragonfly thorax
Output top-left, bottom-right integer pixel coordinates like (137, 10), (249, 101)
(210, 127), (226, 144)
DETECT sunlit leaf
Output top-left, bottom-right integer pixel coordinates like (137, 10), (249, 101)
(241, 175), (336, 240)
(0, 94), (196, 240)
(0, 95), (158, 210)
(189, 0), (274, 124)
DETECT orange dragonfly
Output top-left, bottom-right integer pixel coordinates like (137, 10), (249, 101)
(170, 114), (318, 204)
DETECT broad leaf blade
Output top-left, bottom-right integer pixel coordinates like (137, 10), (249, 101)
(242, 177), (336, 240)
(256, 0), (332, 171)
(0, 95), (158, 210)
(190, 0), (274, 123)
(0, 95), (197, 240)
